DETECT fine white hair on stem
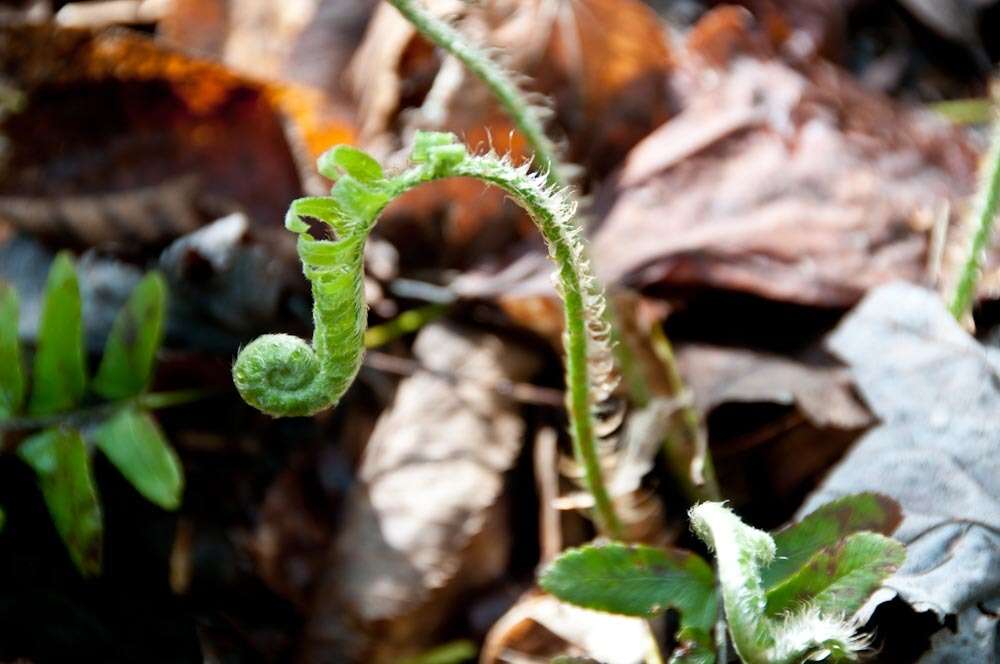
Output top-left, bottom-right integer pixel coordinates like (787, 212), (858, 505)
(690, 502), (872, 664)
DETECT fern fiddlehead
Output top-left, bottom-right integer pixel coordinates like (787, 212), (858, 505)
(233, 132), (621, 535)
(689, 502), (869, 664)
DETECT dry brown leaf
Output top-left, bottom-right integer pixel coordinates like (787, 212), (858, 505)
(159, 0), (378, 99)
(0, 25), (353, 247)
(250, 465), (332, 610)
(351, 0), (674, 177)
(711, 0), (859, 59)
(302, 323), (539, 662)
(676, 344), (872, 430)
(481, 592), (653, 664)
(592, 43), (980, 307)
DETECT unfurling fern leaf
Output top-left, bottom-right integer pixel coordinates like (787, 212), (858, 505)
(232, 132), (622, 535)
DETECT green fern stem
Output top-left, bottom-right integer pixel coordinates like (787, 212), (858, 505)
(689, 503), (867, 664)
(950, 112), (1000, 319)
(386, 0), (565, 188)
(232, 132), (621, 536)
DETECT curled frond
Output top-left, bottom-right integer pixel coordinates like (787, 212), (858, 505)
(233, 131), (621, 534)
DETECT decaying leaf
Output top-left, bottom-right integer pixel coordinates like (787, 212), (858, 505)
(801, 282), (1000, 660)
(303, 323), (538, 661)
(592, 39), (980, 307)
(250, 463), (334, 609)
(0, 24), (352, 247)
(352, 0), (673, 178)
(480, 592), (653, 664)
(158, 212), (296, 350)
(677, 344), (872, 430)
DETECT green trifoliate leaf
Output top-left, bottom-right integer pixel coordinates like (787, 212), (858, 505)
(766, 531), (905, 617)
(0, 282), (25, 419)
(28, 252), (86, 416)
(539, 541), (717, 629)
(93, 408), (183, 511)
(318, 145), (383, 183)
(764, 492), (902, 590)
(92, 272), (166, 400)
(18, 427), (102, 575)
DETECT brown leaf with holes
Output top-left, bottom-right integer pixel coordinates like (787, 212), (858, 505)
(0, 25), (352, 248)
(302, 323), (539, 662)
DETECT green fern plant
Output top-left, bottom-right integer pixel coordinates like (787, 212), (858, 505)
(232, 131), (622, 535)
(540, 493), (905, 664)
(0, 253), (186, 575)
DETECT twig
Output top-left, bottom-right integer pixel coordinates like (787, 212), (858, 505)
(364, 350), (564, 407)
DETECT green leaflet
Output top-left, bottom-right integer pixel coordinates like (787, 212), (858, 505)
(539, 542), (717, 658)
(0, 282), (25, 420)
(92, 271), (167, 400)
(2, 257), (185, 575)
(93, 407), (183, 511)
(766, 532), (905, 617)
(18, 427), (102, 575)
(28, 252), (86, 417)
(764, 492), (901, 591)
(318, 144), (384, 183)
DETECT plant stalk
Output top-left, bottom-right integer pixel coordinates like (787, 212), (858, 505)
(386, 0), (565, 187)
(950, 106), (1000, 319)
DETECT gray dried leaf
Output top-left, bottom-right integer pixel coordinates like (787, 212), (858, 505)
(800, 282), (1000, 660)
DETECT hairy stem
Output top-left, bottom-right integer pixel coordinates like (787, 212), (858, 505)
(386, 0), (565, 187)
(689, 502), (867, 664)
(950, 105), (1000, 319)
(232, 133), (621, 536)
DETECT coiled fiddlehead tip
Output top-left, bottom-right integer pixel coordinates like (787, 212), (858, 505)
(232, 333), (325, 418)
